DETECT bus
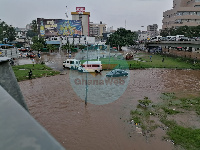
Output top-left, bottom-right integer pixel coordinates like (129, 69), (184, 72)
(78, 61), (102, 73)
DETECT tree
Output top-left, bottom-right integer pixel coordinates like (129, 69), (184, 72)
(31, 36), (46, 46)
(106, 28), (138, 50)
(61, 43), (75, 52)
(47, 44), (56, 52)
(31, 20), (38, 33)
(160, 25), (200, 38)
(0, 21), (16, 43)
(26, 30), (38, 38)
(31, 42), (44, 51)
(31, 36), (46, 51)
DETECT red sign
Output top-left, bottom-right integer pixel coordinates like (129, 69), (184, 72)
(76, 7), (85, 12)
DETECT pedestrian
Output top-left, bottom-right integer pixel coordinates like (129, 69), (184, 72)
(162, 58), (165, 62)
(32, 59), (35, 67)
(150, 56), (152, 62)
(28, 69), (32, 79)
(38, 52), (41, 59)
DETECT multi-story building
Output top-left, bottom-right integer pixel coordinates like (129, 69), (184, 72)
(89, 21), (106, 38)
(147, 24), (159, 37)
(162, 0), (200, 29)
(71, 7), (90, 36)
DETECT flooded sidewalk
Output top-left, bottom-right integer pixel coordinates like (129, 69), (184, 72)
(18, 68), (200, 150)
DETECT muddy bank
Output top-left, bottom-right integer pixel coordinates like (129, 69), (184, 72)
(18, 69), (200, 150)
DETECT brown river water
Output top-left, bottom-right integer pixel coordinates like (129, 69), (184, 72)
(18, 68), (200, 150)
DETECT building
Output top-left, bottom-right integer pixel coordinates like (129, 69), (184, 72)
(71, 7), (90, 36)
(138, 31), (148, 41)
(162, 0), (200, 29)
(46, 36), (95, 46)
(15, 28), (27, 39)
(147, 24), (159, 37)
(89, 21), (106, 39)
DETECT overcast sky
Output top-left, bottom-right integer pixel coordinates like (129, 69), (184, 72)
(0, 0), (173, 31)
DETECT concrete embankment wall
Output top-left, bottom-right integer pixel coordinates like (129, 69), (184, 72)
(0, 57), (28, 110)
(162, 48), (200, 59)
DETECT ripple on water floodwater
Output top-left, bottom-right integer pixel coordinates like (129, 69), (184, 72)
(19, 69), (200, 150)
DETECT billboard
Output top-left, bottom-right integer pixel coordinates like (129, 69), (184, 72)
(57, 20), (82, 37)
(37, 18), (82, 37)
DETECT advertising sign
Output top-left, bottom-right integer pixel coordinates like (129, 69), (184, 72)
(76, 7), (85, 14)
(37, 18), (62, 36)
(37, 18), (82, 37)
(57, 20), (82, 37)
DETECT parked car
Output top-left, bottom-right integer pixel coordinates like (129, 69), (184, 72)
(179, 37), (190, 41)
(169, 37), (176, 41)
(106, 69), (128, 77)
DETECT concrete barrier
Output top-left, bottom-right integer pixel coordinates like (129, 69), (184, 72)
(0, 57), (28, 110)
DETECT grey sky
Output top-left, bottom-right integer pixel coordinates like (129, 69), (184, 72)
(0, 0), (173, 31)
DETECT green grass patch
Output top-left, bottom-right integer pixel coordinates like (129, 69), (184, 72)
(128, 53), (200, 69)
(161, 107), (181, 115)
(130, 93), (200, 149)
(12, 64), (60, 81)
(160, 92), (176, 100)
(161, 119), (200, 150)
(82, 52), (200, 69)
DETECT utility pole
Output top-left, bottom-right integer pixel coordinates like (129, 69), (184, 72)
(85, 38), (88, 106)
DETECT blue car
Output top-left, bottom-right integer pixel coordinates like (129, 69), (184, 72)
(106, 69), (128, 77)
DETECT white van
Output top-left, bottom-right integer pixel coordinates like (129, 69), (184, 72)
(63, 59), (81, 69)
(176, 35), (184, 41)
(78, 61), (102, 73)
(167, 36), (176, 41)
(150, 36), (162, 42)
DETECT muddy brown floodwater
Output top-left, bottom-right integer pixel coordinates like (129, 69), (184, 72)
(19, 69), (200, 150)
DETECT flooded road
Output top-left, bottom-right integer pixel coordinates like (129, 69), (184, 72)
(18, 68), (200, 150)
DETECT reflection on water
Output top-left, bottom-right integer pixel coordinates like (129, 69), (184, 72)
(19, 69), (200, 150)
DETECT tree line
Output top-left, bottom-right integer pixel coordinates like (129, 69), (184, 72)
(160, 25), (200, 37)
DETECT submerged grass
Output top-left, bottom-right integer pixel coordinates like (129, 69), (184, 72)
(130, 93), (200, 150)
(161, 119), (200, 150)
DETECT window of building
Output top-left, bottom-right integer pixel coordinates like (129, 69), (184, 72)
(183, 12), (190, 15)
(190, 12), (197, 15)
(177, 12), (183, 16)
(197, 12), (200, 16)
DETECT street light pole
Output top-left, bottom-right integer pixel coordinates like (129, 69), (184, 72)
(85, 38), (88, 106)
